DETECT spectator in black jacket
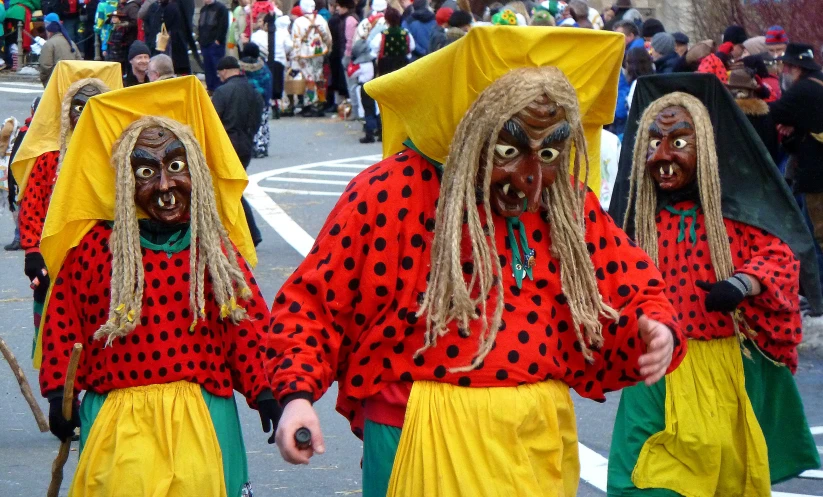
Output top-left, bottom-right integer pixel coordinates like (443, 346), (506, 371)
(770, 43), (823, 253)
(153, 0), (200, 75)
(198, 0), (230, 92)
(726, 67), (779, 165)
(212, 55), (264, 245)
(651, 32), (679, 74)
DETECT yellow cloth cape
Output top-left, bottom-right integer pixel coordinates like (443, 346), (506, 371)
(10, 60), (123, 199)
(34, 76), (255, 368)
(365, 26), (624, 192)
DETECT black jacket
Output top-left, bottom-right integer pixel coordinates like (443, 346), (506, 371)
(770, 71), (823, 193)
(212, 75), (264, 162)
(153, 0), (199, 73)
(654, 52), (681, 75)
(736, 97), (780, 166)
(197, 1), (229, 48)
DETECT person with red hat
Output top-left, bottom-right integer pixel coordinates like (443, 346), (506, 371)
(765, 25), (789, 59)
(427, 6), (453, 53)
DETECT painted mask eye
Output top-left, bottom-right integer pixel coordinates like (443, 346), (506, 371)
(135, 167), (156, 179)
(73, 105), (84, 114)
(672, 138), (688, 149)
(168, 160), (187, 173)
(649, 139), (662, 148)
(537, 147), (560, 163)
(494, 144), (520, 159)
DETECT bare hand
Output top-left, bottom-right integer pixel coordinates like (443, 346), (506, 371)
(637, 316), (674, 386)
(274, 398), (325, 464)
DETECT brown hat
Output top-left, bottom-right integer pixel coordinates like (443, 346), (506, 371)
(685, 39), (716, 65)
(726, 68), (758, 90)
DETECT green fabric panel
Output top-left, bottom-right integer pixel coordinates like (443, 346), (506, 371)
(362, 420), (402, 497)
(200, 388), (250, 497)
(31, 300), (44, 359)
(403, 138), (443, 172)
(608, 339), (821, 495)
(79, 390), (108, 453)
(77, 387), (250, 497)
(607, 377), (680, 497)
(741, 341), (821, 483)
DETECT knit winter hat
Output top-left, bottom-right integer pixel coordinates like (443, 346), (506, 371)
(413, 0), (427, 10)
(743, 36), (767, 56)
(46, 21), (62, 33)
(449, 9), (473, 28)
(127, 41), (151, 61)
(290, 5), (302, 16)
(765, 25), (788, 45)
(241, 42), (261, 59)
(651, 32), (675, 57)
(299, 0), (315, 14)
(641, 18), (664, 38)
(723, 25), (747, 45)
(372, 0), (388, 13)
(436, 7), (453, 25)
(44, 12), (61, 24)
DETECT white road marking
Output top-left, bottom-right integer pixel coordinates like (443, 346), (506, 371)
(288, 169), (360, 177)
(247, 155), (823, 497)
(800, 469), (823, 479)
(264, 176), (350, 186)
(1, 81), (44, 87)
(0, 86), (43, 94)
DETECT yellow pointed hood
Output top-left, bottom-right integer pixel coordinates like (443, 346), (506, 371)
(364, 26), (624, 190)
(10, 60), (123, 197)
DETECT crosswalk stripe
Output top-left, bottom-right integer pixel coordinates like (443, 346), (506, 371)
(0, 86), (43, 94)
(288, 169), (359, 177)
(1, 81), (44, 87)
(264, 176), (350, 186)
(259, 186), (341, 196)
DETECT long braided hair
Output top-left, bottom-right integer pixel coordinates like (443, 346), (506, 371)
(95, 116), (252, 344)
(417, 66), (618, 372)
(623, 92), (734, 283)
(59, 78), (110, 168)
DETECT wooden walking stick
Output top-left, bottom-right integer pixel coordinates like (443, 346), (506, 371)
(46, 343), (83, 497)
(0, 334), (49, 432)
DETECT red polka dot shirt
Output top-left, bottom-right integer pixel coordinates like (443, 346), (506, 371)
(657, 201), (802, 371)
(18, 151), (60, 252)
(268, 150), (686, 437)
(39, 223), (272, 406)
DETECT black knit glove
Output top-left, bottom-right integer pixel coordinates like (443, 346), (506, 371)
(696, 278), (747, 313)
(24, 251), (50, 302)
(48, 396), (80, 443)
(258, 392), (282, 444)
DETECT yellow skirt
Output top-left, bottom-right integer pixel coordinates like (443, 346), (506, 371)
(70, 381), (227, 497)
(632, 337), (771, 497)
(386, 380), (580, 497)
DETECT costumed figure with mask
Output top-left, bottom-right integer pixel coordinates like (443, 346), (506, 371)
(608, 73), (822, 497)
(10, 60), (123, 359)
(37, 76), (280, 497)
(291, 0), (332, 115)
(267, 28), (686, 497)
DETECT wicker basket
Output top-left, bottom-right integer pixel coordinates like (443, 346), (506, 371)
(285, 75), (307, 96)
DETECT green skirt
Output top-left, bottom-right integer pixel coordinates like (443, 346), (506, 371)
(607, 340), (820, 496)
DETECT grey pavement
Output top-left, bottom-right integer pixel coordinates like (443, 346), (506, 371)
(0, 84), (821, 496)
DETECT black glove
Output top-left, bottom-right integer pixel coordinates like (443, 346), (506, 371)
(48, 396), (80, 443)
(696, 279), (746, 313)
(24, 251), (46, 281)
(258, 398), (283, 444)
(24, 251), (50, 302)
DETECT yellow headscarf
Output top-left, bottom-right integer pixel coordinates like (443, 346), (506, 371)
(10, 60), (123, 198)
(364, 26), (624, 191)
(33, 76), (255, 368)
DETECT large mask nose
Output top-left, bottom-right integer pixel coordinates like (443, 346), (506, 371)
(511, 156), (543, 213)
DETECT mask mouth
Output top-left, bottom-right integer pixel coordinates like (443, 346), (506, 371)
(156, 191), (180, 210)
(650, 162), (685, 188)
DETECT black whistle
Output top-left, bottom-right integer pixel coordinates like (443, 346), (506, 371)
(294, 427), (312, 449)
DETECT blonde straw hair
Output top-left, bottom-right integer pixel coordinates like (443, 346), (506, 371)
(59, 78), (110, 168)
(418, 66), (618, 372)
(623, 92), (734, 283)
(95, 116), (251, 344)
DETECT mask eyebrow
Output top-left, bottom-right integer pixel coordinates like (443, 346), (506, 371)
(502, 120), (530, 147)
(131, 148), (160, 164)
(541, 121), (571, 147)
(165, 139), (185, 157)
(670, 121), (694, 132)
(648, 122), (664, 135)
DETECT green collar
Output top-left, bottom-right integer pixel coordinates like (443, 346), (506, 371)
(403, 138), (443, 173)
(108, 220), (192, 256)
(664, 204), (699, 247)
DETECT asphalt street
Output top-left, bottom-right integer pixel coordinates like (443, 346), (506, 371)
(0, 82), (821, 497)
